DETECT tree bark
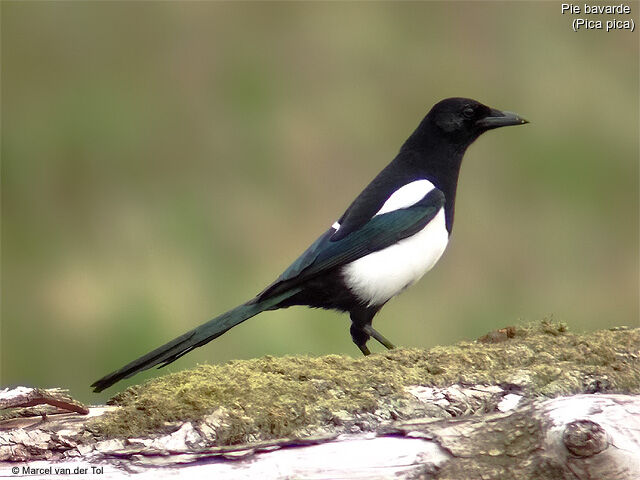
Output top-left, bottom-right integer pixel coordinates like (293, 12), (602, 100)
(1, 390), (639, 479)
(2, 324), (638, 479)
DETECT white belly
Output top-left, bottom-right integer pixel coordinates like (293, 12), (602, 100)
(341, 208), (449, 307)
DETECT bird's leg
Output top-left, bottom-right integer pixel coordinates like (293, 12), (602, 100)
(350, 321), (371, 356)
(349, 306), (385, 356)
(358, 343), (371, 356)
(363, 324), (395, 350)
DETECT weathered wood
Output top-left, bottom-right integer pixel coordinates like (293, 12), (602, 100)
(0, 387), (88, 415)
(1, 324), (638, 479)
(1, 393), (639, 479)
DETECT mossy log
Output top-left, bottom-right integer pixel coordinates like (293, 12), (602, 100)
(1, 322), (639, 479)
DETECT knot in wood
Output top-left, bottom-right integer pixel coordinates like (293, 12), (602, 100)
(563, 419), (608, 457)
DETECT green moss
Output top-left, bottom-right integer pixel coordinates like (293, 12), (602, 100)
(89, 322), (639, 441)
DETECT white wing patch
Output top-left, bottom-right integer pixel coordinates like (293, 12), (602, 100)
(330, 179), (435, 232)
(376, 179), (436, 215)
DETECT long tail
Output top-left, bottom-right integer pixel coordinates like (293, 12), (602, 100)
(91, 288), (300, 392)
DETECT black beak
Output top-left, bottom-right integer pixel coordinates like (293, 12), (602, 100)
(476, 108), (529, 129)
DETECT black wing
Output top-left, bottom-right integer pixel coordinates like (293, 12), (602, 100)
(257, 188), (445, 300)
(330, 150), (428, 242)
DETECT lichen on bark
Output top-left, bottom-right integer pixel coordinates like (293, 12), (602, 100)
(88, 321), (639, 442)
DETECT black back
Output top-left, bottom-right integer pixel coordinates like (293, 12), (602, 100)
(334, 97), (495, 237)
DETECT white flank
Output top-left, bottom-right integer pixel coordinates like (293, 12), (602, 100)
(331, 221), (341, 231)
(342, 207), (449, 307)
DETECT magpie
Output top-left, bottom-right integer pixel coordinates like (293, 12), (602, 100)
(92, 97), (527, 392)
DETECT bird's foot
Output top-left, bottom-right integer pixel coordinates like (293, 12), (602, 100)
(363, 324), (396, 350)
(358, 344), (371, 356)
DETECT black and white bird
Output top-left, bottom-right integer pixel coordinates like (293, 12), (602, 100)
(92, 97), (528, 392)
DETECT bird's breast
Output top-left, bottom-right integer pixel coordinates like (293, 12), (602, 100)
(341, 208), (449, 307)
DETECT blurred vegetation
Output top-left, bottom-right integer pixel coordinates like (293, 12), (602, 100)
(1, 2), (638, 404)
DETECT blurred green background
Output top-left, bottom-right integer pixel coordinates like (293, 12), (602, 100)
(2, 2), (638, 404)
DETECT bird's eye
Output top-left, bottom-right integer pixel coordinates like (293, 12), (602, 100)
(462, 107), (475, 119)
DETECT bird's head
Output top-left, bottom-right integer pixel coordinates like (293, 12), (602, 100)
(426, 97), (528, 144)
